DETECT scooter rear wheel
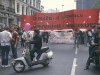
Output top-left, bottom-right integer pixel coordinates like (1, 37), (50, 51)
(13, 60), (25, 73)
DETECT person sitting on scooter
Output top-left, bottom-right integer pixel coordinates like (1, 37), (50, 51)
(95, 47), (100, 67)
(29, 28), (42, 63)
(84, 25), (100, 70)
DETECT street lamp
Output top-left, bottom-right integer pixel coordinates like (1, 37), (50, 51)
(62, 5), (64, 11)
(56, 8), (57, 12)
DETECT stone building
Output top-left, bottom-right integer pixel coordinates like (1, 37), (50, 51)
(0, 0), (20, 28)
(0, 0), (41, 28)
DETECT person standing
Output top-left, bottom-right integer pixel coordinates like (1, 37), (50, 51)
(0, 27), (12, 67)
(10, 26), (19, 59)
(45, 32), (49, 44)
(22, 28), (33, 51)
(73, 29), (80, 48)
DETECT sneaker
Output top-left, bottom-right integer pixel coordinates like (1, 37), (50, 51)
(0, 59), (1, 62)
(1, 65), (5, 68)
(5, 64), (11, 67)
(84, 66), (89, 70)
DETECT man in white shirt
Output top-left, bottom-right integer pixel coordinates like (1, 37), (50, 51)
(0, 27), (12, 67)
(22, 30), (34, 51)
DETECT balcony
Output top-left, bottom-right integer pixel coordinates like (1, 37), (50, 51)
(6, 7), (15, 13)
(0, 4), (5, 10)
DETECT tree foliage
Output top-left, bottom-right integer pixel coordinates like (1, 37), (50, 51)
(93, 0), (100, 8)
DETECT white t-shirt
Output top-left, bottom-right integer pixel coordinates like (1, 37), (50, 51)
(0, 30), (12, 46)
(22, 31), (34, 41)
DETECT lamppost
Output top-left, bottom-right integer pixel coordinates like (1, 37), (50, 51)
(62, 5), (64, 11)
(56, 8), (57, 12)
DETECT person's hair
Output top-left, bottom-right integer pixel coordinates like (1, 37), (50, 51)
(92, 25), (96, 28)
(4, 26), (9, 30)
(34, 28), (40, 34)
(97, 25), (100, 30)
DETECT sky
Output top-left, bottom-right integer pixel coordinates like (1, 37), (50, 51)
(41, 0), (76, 12)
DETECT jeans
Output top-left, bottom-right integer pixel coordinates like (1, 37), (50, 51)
(11, 44), (18, 59)
(86, 47), (97, 66)
(29, 44), (32, 52)
(1, 46), (10, 65)
(30, 47), (41, 61)
(46, 37), (49, 43)
(74, 37), (79, 47)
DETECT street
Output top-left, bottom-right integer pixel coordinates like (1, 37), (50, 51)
(0, 43), (100, 75)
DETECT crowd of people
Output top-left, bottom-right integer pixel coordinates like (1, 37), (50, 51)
(0, 24), (20, 67)
(0, 23), (100, 70)
(73, 27), (97, 48)
(73, 25), (100, 70)
(0, 24), (50, 68)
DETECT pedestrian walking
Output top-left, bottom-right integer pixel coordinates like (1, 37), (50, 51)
(73, 29), (80, 48)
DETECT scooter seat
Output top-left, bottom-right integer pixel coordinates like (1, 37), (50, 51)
(41, 46), (49, 53)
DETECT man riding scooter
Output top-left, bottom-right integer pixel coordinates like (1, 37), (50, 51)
(84, 25), (100, 70)
(28, 28), (42, 63)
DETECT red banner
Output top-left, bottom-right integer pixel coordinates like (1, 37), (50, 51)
(21, 8), (99, 30)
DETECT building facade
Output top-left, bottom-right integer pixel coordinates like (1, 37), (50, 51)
(15, 0), (41, 15)
(0, 0), (20, 28)
(41, 5), (44, 12)
(0, 0), (41, 28)
(43, 9), (60, 13)
(76, 0), (97, 9)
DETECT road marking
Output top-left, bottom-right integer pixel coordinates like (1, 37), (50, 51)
(70, 58), (77, 75)
(75, 47), (78, 54)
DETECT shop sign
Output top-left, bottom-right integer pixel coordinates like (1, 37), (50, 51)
(0, 12), (14, 18)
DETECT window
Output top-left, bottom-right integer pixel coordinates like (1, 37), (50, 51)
(17, 3), (19, 13)
(39, 3), (40, 9)
(31, 10), (33, 15)
(22, 6), (24, 14)
(36, 1), (38, 8)
(26, 7), (27, 15)
(30, 0), (32, 5)
(33, 0), (35, 7)
(26, 0), (28, 3)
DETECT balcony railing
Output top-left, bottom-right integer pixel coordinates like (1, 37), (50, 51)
(0, 4), (5, 10)
(6, 7), (15, 13)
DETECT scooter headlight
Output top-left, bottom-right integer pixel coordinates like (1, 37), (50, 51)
(25, 52), (29, 55)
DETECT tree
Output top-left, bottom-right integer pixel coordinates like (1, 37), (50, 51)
(93, 0), (100, 8)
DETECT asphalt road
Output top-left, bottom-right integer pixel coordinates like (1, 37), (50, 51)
(0, 43), (100, 75)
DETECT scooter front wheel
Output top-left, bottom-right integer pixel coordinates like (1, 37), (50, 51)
(42, 59), (49, 67)
(13, 60), (25, 73)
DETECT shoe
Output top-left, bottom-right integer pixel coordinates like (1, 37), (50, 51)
(1, 65), (5, 67)
(0, 59), (1, 62)
(84, 66), (89, 70)
(5, 64), (11, 67)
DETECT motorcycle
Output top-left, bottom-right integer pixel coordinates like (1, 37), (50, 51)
(13, 43), (53, 73)
(89, 44), (100, 68)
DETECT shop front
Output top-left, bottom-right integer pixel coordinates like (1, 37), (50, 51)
(0, 10), (20, 28)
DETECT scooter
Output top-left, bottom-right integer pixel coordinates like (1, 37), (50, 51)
(13, 43), (53, 73)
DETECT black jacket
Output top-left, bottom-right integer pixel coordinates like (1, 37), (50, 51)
(30, 34), (42, 49)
